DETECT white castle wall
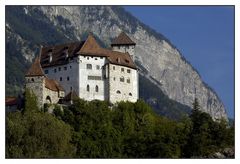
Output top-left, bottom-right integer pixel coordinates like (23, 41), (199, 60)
(78, 55), (108, 101)
(42, 58), (79, 95)
(108, 63), (138, 103)
(43, 87), (61, 104)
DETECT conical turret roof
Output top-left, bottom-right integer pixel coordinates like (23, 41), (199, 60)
(78, 33), (101, 55)
(111, 32), (136, 46)
(25, 57), (45, 77)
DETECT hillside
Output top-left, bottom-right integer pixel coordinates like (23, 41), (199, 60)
(5, 6), (227, 120)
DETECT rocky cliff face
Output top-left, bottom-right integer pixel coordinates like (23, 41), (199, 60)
(6, 6), (227, 120)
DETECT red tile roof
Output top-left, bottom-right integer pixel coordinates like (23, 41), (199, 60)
(111, 32), (136, 46)
(45, 78), (65, 92)
(40, 34), (137, 69)
(41, 41), (85, 68)
(6, 97), (17, 106)
(25, 57), (45, 77)
(77, 34), (137, 69)
(25, 56), (65, 92)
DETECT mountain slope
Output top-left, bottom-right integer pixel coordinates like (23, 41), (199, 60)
(5, 6), (227, 120)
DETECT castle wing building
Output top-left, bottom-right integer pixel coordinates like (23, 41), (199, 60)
(25, 32), (138, 106)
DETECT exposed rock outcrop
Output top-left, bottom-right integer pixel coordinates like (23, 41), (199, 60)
(6, 6), (228, 120)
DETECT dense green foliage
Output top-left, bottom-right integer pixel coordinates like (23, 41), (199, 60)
(6, 92), (234, 158)
(6, 90), (74, 158)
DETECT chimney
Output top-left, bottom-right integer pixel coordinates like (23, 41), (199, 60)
(64, 46), (68, 59)
(48, 49), (53, 63)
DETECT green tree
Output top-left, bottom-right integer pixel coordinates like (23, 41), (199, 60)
(6, 90), (74, 158)
(22, 89), (39, 114)
(192, 97), (200, 111)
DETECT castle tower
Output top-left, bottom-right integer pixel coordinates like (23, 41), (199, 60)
(25, 57), (45, 107)
(111, 32), (136, 61)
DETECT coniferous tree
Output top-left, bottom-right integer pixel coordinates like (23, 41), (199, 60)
(192, 97), (200, 111)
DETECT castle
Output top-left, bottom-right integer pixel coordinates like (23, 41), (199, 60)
(25, 32), (139, 107)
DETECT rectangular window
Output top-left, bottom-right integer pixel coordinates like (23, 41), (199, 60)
(87, 57), (89, 60)
(127, 69), (131, 73)
(121, 68), (124, 72)
(64, 67), (67, 70)
(100, 57), (103, 59)
(96, 65), (100, 70)
(88, 76), (102, 80)
(60, 77), (62, 81)
(113, 66), (115, 70)
(127, 79), (130, 83)
(54, 69), (57, 73)
(58, 67), (61, 71)
(86, 64), (92, 69)
(44, 70), (48, 74)
(120, 77), (124, 82)
(67, 77), (70, 81)
(70, 65), (72, 69)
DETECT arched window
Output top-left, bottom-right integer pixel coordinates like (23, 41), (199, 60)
(116, 90), (121, 94)
(95, 85), (99, 92)
(46, 96), (51, 104)
(129, 93), (132, 96)
(87, 85), (90, 92)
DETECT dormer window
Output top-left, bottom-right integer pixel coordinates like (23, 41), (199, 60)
(63, 46), (68, 58)
(48, 49), (53, 63)
(117, 57), (121, 63)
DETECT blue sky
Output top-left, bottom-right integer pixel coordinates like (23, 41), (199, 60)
(124, 6), (234, 118)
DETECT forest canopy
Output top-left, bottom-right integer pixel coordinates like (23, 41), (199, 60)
(6, 90), (234, 158)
